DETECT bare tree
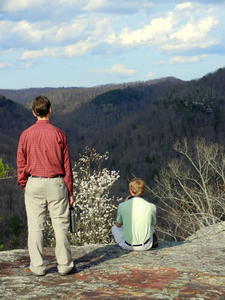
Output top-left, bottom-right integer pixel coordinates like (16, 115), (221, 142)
(150, 138), (225, 240)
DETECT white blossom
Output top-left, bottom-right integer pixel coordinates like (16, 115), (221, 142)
(44, 147), (120, 246)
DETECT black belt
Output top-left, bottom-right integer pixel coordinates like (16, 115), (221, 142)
(30, 175), (63, 178)
(125, 237), (151, 247)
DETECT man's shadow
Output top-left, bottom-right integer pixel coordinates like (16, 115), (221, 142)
(72, 240), (183, 272)
(73, 244), (130, 272)
(45, 243), (130, 275)
(46, 240), (183, 275)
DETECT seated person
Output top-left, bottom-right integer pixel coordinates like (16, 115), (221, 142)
(112, 178), (158, 251)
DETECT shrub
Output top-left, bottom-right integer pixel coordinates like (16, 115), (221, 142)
(0, 215), (26, 250)
(0, 217), (4, 250)
(0, 158), (11, 250)
(0, 158), (10, 178)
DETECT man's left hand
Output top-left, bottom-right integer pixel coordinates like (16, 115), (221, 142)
(69, 195), (74, 207)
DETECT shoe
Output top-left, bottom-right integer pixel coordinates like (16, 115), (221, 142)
(152, 233), (159, 248)
(26, 264), (46, 276)
(24, 266), (46, 276)
(58, 267), (77, 276)
(32, 270), (46, 276)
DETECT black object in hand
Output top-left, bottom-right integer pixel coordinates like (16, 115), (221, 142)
(69, 207), (76, 233)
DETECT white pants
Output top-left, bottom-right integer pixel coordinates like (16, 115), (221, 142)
(25, 177), (74, 275)
(112, 225), (153, 251)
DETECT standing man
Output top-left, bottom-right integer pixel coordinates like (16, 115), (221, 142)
(112, 178), (158, 251)
(17, 95), (74, 276)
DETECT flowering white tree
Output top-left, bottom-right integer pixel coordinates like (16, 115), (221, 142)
(44, 147), (120, 246)
(71, 147), (120, 245)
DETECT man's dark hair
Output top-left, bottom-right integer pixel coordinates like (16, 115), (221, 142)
(32, 96), (51, 117)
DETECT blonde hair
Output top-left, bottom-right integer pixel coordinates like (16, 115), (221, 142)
(129, 178), (145, 196)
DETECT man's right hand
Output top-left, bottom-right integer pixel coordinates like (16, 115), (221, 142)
(69, 195), (74, 207)
(124, 195), (131, 201)
(114, 222), (123, 228)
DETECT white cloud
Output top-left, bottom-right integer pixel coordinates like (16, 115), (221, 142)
(21, 48), (56, 60)
(13, 21), (45, 43)
(0, 49), (16, 54)
(117, 12), (175, 46)
(0, 0), (46, 12)
(171, 16), (218, 43)
(91, 64), (137, 75)
(21, 40), (95, 59)
(163, 16), (219, 51)
(145, 72), (155, 78)
(58, 0), (84, 4)
(0, 18), (91, 44)
(63, 40), (95, 56)
(175, 2), (193, 11)
(162, 40), (217, 51)
(110, 3), (220, 54)
(0, 0), (85, 12)
(111, 64), (137, 75)
(84, 0), (107, 11)
(0, 62), (10, 68)
(0, 0), (153, 16)
(0, 0), (223, 66)
(84, 0), (153, 14)
(169, 54), (208, 64)
(0, 14), (111, 53)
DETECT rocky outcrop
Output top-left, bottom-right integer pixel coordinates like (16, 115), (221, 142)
(0, 222), (225, 299)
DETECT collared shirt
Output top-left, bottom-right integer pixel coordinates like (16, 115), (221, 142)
(116, 196), (156, 245)
(17, 120), (73, 196)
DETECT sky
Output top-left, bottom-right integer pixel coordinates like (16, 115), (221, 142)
(0, 0), (224, 89)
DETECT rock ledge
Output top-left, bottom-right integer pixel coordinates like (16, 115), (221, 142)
(0, 223), (225, 299)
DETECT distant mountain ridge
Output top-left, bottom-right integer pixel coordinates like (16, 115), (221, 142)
(0, 77), (183, 112)
(44, 77), (183, 114)
(0, 87), (79, 104)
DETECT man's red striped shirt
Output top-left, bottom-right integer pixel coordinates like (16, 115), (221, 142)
(17, 120), (73, 196)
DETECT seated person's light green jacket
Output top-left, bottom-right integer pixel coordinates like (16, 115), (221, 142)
(116, 196), (156, 245)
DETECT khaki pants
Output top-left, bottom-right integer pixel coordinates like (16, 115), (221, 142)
(25, 177), (73, 275)
(112, 225), (153, 251)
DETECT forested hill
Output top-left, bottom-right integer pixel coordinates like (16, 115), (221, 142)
(56, 67), (225, 193)
(0, 76), (182, 171)
(0, 95), (33, 166)
(0, 67), (225, 194)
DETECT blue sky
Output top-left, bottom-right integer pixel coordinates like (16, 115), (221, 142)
(0, 0), (224, 89)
